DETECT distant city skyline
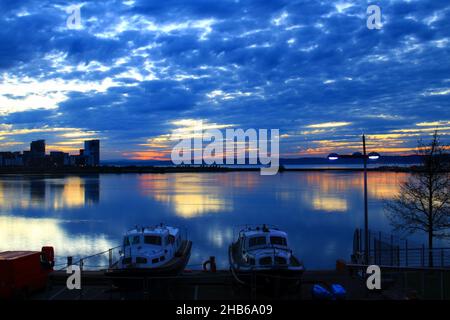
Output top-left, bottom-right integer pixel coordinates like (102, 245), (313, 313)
(0, 139), (100, 167)
(0, 1), (449, 160)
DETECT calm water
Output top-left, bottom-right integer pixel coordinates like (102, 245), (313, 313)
(0, 171), (412, 269)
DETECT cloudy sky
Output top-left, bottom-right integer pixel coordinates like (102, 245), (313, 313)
(0, 0), (449, 160)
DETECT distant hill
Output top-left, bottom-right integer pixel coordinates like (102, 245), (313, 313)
(102, 155), (428, 166)
(279, 155), (425, 165)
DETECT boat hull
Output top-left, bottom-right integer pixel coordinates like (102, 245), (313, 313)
(228, 243), (304, 291)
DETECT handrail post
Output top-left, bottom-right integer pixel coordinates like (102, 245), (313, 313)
(397, 245), (400, 266)
(378, 231), (382, 264)
(79, 259), (83, 300)
(390, 234), (394, 266)
(405, 240), (408, 266)
(421, 245), (425, 267)
(67, 256), (73, 268)
(109, 248), (113, 268)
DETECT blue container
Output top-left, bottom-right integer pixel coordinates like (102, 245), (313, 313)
(331, 284), (347, 300)
(312, 284), (333, 300)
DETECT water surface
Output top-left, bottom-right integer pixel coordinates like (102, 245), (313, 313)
(0, 171), (412, 269)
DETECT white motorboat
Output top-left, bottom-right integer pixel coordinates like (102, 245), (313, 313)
(229, 225), (304, 287)
(106, 224), (192, 283)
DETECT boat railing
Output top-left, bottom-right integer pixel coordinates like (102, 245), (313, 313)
(234, 224), (280, 238)
(56, 245), (122, 271)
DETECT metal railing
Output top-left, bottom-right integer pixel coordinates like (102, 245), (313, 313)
(57, 246), (122, 271)
(346, 263), (450, 300)
(353, 228), (450, 268)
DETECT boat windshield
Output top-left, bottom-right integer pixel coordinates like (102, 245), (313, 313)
(144, 235), (162, 245)
(124, 235), (140, 246)
(248, 236), (267, 247)
(270, 236), (287, 246)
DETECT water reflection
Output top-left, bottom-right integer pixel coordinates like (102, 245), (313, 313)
(138, 174), (232, 218)
(0, 172), (412, 269)
(0, 215), (114, 264)
(294, 172), (407, 213)
(0, 175), (100, 211)
(312, 196), (348, 212)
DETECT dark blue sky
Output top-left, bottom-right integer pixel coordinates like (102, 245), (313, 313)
(0, 0), (449, 159)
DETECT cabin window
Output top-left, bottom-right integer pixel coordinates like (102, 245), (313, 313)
(123, 237), (130, 247)
(136, 257), (147, 264)
(248, 236), (267, 247)
(274, 256), (287, 265)
(160, 255), (165, 262)
(152, 258), (159, 264)
(270, 236), (287, 246)
(259, 257), (272, 265)
(168, 235), (175, 244)
(122, 257), (131, 264)
(144, 236), (162, 245)
(132, 236), (140, 245)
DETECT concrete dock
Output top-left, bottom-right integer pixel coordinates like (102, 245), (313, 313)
(32, 269), (384, 300)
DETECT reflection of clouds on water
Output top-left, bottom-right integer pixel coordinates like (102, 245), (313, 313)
(312, 196), (347, 212)
(138, 174), (232, 218)
(277, 172), (408, 213)
(367, 173), (408, 200)
(207, 225), (234, 248)
(0, 176), (100, 211)
(323, 241), (337, 257)
(0, 216), (114, 264)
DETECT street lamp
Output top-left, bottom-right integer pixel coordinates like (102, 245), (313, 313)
(368, 152), (380, 160)
(327, 134), (380, 265)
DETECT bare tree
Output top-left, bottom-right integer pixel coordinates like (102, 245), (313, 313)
(385, 131), (450, 267)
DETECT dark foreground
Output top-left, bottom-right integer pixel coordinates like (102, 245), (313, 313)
(31, 269), (406, 300)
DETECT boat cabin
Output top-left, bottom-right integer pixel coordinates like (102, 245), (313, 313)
(120, 225), (182, 268)
(238, 226), (292, 267)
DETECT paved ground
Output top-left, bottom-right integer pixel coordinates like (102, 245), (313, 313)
(31, 270), (386, 300)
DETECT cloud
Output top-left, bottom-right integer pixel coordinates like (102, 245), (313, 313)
(306, 122), (352, 129)
(0, 0), (449, 158)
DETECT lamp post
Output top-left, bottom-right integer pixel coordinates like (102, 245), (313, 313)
(328, 134), (380, 265)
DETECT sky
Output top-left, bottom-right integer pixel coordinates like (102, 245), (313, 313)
(0, 0), (449, 160)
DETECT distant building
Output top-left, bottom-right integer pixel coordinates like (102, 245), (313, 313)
(49, 151), (70, 167)
(22, 150), (31, 166)
(30, 140), (45, 157)
(27, 140), (46, 167)
(84, 140), (100, 166)
(0, 152), (23, 166)
(0, 139), (100, 168)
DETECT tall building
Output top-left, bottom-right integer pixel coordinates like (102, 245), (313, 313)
(84, 140), (100, 166)
(30, 140), (45, 157)
(28, 140), (46, 167)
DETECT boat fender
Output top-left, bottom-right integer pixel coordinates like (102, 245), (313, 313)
(202, 256), (217, 273)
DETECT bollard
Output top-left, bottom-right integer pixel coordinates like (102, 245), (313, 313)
(67, 256), (73, 267)
(336, 259), (347, 273)
(209, 256), (216, 273)
(202, 256), (217, 272)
